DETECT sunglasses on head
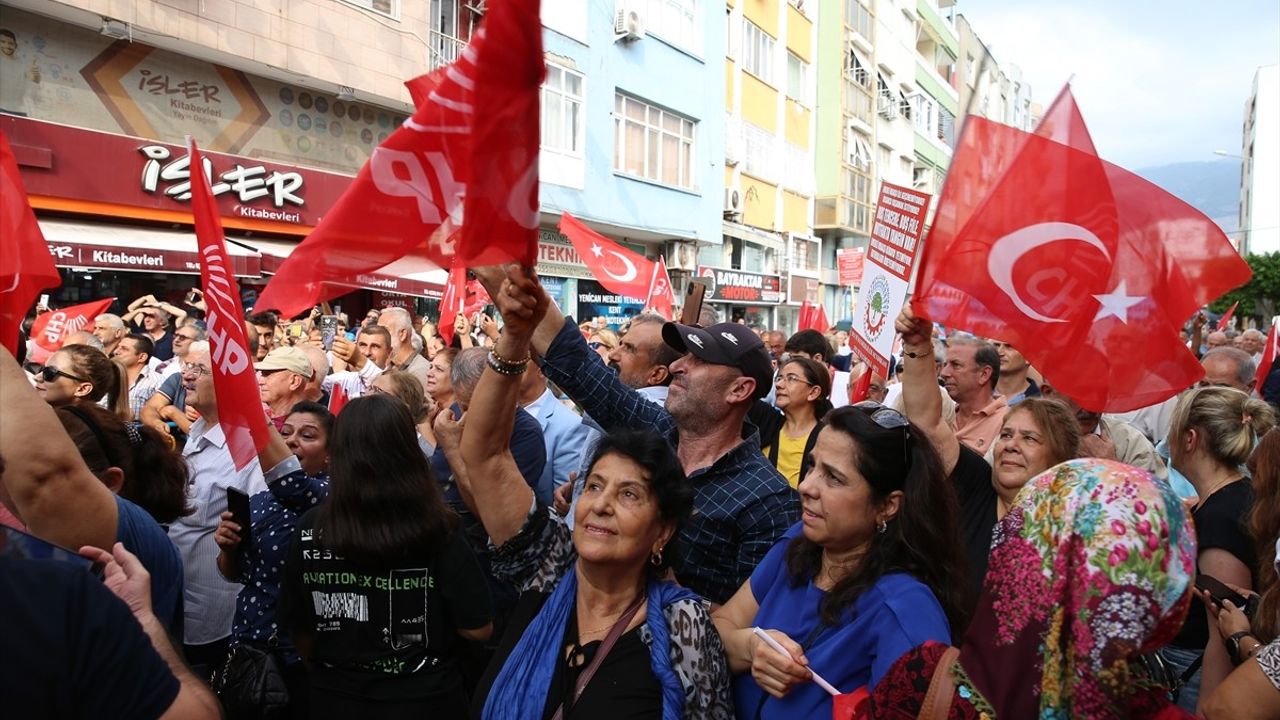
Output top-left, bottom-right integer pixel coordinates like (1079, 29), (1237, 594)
(38, 365), (89, 384)
(851, 401), (912, 466)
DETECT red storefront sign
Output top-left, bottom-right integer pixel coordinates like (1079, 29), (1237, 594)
(46, 235), (260, 277)
(2, 115), (352, 233)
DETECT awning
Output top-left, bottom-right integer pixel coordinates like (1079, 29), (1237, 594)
(243, 239), (447, 300)
(39, 218), (261, 278)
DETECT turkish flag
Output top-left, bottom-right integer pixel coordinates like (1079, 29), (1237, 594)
(1215, 301), (1238, 332)
(1258, 320), (1279, 392)
(644, 256), (676, 320)
(560, 212), (655, 299)
(438, 263), (466, 346)
(28, 298), (115, 356)
(255, 0), (542, 318)
(913, 86), (1251, 412)
(799, 301), (829, 333)
(849, 368), (872, 404)
(190, 139), (271, 470)
(327, 383), (350, 416)
(0, 131), (61, 354)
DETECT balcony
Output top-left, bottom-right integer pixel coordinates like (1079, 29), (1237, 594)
(427, 29), (467, 72)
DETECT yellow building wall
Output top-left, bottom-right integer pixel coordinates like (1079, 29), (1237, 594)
(741, 175), (778, 230)
(782, 190), (809, 234)
(743, 0), (779, 39)
(741, 73), (778, 132)
(726, 0), (735, 9)
(785, 5), (812, 62)
(726, 59), (736, 111)
(784, 101), (810, 149)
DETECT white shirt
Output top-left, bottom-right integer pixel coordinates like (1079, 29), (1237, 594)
(322, 359), (384, 400)
(170, 418), (267, 645)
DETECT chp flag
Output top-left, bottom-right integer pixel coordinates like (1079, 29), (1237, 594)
(644, 256), (676, 320)
(912, 86), (1251, 412)
(189, 138), (271, 470)
(850, 182), (931, 380)
(0, 130), (61, 354)
(27, 298), (116, 362)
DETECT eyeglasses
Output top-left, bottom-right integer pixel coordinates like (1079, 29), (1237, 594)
(181, 362), (212, 377)
(38, 365), (89, 384)
(852, 401), (911, 466)
(778, 373), (815, 386)
(174, 333), (198, 342)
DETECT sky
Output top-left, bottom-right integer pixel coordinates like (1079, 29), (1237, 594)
(956, 1), (1280, 170)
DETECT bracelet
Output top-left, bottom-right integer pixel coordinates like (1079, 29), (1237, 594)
(486, 350), (528, 376)
(490, 346), (531, 366)
(902, 349), (930, 359)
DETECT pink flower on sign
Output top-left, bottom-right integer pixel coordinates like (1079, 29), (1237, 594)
(1111, 520), (1126, 536)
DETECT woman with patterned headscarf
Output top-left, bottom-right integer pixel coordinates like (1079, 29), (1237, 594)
(870, 459), (1197, 719)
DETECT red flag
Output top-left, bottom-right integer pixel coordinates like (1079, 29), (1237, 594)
(190, 139), (270, 469)
(0, 131), (61, 353)
(28, 298), (115, 356)
(458, 0), (542, 269)
(1215, 301), (1238, 332)
(798, 301), (814, 332)
(849, 367), (873, 404)
(560, 212), (655, 299)
(255, 0), (542, 318)
(644, 256), (676, 320)
(438, 263), (466, 346)
(1258, 320), (1279, 392)
(327, 383), (350, 416)
(913, 87), (1251, 412)
(798, 301), (829, 333)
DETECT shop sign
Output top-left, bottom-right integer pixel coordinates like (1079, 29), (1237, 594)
(576, 278), (645, 329)
(695, 266), (784, 305)
(139, 145), (305, 220)
(45, 240), (260, 277)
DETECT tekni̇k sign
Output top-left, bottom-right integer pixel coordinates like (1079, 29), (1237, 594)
(138, 145), (307, 224)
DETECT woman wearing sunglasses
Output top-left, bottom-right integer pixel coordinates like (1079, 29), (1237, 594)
(34, 344), (130, 420)
(712, 403), (968, 718)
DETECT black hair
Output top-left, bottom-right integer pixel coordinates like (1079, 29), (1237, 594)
(786, 406), (969, 636)
(313, 394), (456, 566)
(0, 29), (15, 41)
(288, 400), (335, 439)
(780, 356), (834, 419)
(124, 333), (155, 360)
(587, 430), (693, 574)
(246, 311), (279, 329)
(784, 329), (834, 363)
(55, 404), (193, 525)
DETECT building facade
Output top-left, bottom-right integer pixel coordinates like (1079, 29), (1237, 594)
(722, 0), (817, 329)
(1238, 64), (1279, 256)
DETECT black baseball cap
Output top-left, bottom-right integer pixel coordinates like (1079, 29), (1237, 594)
(662, 322), (774, 400)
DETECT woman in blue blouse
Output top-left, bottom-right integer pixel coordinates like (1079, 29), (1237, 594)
(214, 401), (332, 718)
(713, 403), (969, 719)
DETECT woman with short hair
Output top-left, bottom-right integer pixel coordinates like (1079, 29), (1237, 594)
(761, 356), (833, 488)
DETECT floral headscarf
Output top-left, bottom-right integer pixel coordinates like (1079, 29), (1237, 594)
(871, 459), (1197, 719)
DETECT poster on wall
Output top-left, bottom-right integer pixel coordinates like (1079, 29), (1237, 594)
(576, 278), (644, 330)
(0, 7), (408, 174)
(837, 247), (865, 287)
(849, 182), (931, 379)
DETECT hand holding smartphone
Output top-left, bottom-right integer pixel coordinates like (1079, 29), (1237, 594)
(681, 281), (707, 327)
(319, 315), (339, 351)
(226, 488), (252, 550)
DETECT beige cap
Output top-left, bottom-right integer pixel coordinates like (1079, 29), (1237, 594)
(254, 346), (314, 378)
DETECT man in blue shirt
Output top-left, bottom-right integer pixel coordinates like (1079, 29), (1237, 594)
(483, 269), (798, 605)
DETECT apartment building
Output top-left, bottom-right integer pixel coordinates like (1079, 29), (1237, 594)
(1238, 64), (1279, 255)
(722, 0), (817, 329)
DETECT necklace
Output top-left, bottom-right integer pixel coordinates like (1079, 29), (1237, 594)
(577, 598), (644, 637)
(1194, 474), (1242, 510)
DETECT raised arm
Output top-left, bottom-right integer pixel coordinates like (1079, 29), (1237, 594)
(460, 266), (550, 546)
(0, 347), (117, 551)
(473, 265), (565, 358)
(895, 304), (959, 474)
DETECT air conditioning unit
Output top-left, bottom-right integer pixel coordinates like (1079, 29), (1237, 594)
(666, 242), (698, 271)
(723, 188), (743, 218)
(877, 92), (899, 119)
(614, 1), (645, 42)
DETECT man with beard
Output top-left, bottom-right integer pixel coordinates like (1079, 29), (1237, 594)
(377, 307), (430, 389)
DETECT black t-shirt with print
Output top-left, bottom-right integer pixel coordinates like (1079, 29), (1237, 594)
(279, 509), (493, 704)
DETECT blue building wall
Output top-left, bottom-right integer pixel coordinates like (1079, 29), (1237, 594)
(538, 2), (724, 247)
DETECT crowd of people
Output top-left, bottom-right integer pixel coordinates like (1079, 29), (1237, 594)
(2, 271), (1278, 720)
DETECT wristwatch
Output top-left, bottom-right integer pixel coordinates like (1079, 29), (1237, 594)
(1227, 631), (1261, 664)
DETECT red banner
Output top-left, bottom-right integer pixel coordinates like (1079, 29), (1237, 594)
(1258, 320), (1278, 392)
(438, 263), (465, 346)
(1216, 301), (1238, 332)
(837, 247), (865, 286)
(29, 298), (115, 355)
(0, 130), (61, 353)
(644, 256), (675, 320)
(190, 139), (270, 469)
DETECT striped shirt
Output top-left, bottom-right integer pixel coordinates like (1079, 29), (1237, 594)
(127, 364), (168, 421)
(540, 317), (799, 604)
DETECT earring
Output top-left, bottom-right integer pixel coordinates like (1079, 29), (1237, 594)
(876, 520), (887, 535)
(650, 547), (664, 566)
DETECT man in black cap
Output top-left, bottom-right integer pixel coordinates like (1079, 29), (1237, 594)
(475, 268), (797, 606)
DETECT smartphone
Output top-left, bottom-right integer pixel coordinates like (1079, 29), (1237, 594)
(185, 289), (200, 306)
(37, 293), (50, 309)
(1, 525), (104, 578)
(226, 487), (253, 549)
(319, 315), (339, 351)
(681, 281), (707, 327)
(1196, 574), (1247, 609)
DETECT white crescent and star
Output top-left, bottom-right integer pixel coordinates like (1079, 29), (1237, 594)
(986, 221), (1145, 325)
(590, 241), (638, 283)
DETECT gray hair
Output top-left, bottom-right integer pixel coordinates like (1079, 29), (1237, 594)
(697, 304), (719, 328)
(411, 331), (423, 354)
(379, 307), (413, 334)
(450, 347), (489, 405)
(1242, 328), (1266, 342)
(95, 313), (125, 329)
(298, 344), (330, 379)
(187, 340), (211, 357)
(1203, 347), (1257, 386)
(945, 334), (1001, 389)
(63, 331), (105, 352)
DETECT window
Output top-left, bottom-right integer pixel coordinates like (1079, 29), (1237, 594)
(786, 53), (809, 105)
(742, 121), (779, 182)
(647, 0), (699, 52)
(343, 0), (397, 19)
(742, 21), (775, 84)
(783, 142), (812, 194)
(876, 145), (891, 179)
(613, 94), (696, 189)
(542, 63), (584, 155)
(726, 9), (737, 59)
(791, 237), (819, 272)
(938, 106), (955, 147)
(844, 0), (872, 41)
